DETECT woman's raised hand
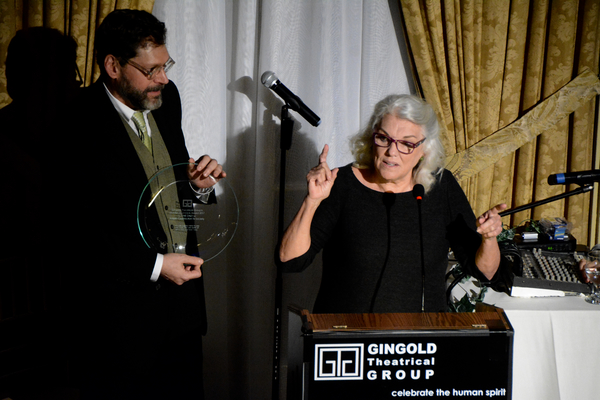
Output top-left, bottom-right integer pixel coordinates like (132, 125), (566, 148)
(306, 144), (338, 203)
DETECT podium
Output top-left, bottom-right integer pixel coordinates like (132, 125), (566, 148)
(287, 305), (513, 399)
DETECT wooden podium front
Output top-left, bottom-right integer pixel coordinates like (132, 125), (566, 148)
(287, 305), (513, 400)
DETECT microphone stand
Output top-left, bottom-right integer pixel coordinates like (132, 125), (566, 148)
(416, 198), (425, 312)
(412, 185), (425, 312)
(499, 185), (593, 217)
(273, 105), (293, 400)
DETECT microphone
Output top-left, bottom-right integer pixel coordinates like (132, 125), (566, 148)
(412, 184), (425, 313)
(261, 71), (321, 127)
(413, 184), (424, 201)
(548, 170), (600, 185)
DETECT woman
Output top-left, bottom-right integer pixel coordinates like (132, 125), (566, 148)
(278, 94), (506, 313)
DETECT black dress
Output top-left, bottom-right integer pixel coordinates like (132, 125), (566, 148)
(280, 165), (495, 313)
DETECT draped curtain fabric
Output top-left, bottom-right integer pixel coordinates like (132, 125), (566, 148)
(0, 0), (154, 107)
(400, 0), (600, 245)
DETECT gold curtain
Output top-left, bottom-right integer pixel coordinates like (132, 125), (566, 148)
(0, 0), (154, 108)
(401, 0), (600, 245)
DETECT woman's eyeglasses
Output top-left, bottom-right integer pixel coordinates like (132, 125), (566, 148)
(372, 132), (426, 154)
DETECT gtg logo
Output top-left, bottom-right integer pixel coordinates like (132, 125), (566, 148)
(314, 344), (364, 381)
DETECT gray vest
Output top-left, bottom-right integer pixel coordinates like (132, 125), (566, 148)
(123, 113), (188, 253)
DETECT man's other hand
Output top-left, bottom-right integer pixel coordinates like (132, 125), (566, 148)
(188, 155), (226, 189)
(161, 253), (203, 285)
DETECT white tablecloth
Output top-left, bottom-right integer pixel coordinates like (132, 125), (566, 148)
(484, 291), (600, 400)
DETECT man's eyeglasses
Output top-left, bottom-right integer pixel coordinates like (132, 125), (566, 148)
(125, 57), (175, 80)
(372, 131), (426, 154)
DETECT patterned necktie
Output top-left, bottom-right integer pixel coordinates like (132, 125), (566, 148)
(131, 111), (152, 152)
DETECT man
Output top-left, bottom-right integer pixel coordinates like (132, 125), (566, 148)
(54, 10), (223, 399)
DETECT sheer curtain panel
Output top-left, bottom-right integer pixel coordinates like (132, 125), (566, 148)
(152, 1), (411, 399)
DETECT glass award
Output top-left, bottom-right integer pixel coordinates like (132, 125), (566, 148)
(137, 163), (238, 262)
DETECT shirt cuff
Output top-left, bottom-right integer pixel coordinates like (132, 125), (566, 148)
(151, 253), (163, 282)
(189, 182), (214, 204)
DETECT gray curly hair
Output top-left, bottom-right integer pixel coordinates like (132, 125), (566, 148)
(350, 94), (445, 193)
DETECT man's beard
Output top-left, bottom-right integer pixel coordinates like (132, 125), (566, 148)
(116, 75), (165, 111)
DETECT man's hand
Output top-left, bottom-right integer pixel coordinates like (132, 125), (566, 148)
(161, 253), (203, 285)
(578, 259), (591, 283)
(188, 155), (226, 189)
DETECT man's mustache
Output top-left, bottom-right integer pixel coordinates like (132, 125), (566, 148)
(145, 84), (166, 93)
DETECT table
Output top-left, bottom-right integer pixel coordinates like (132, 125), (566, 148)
(483, 291), (600, 400)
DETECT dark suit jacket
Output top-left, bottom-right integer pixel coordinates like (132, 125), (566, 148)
(53, 80), (206, 378)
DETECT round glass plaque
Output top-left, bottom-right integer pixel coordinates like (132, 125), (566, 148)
(137, 163), (238, 262)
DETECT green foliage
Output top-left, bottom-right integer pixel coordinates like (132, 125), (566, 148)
(498, 219), (542, 243)
(447, 263), (488, 312)
(449, 293), (477, 313)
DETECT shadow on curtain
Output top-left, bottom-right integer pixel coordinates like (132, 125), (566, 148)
(0, 0), (154, 104)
